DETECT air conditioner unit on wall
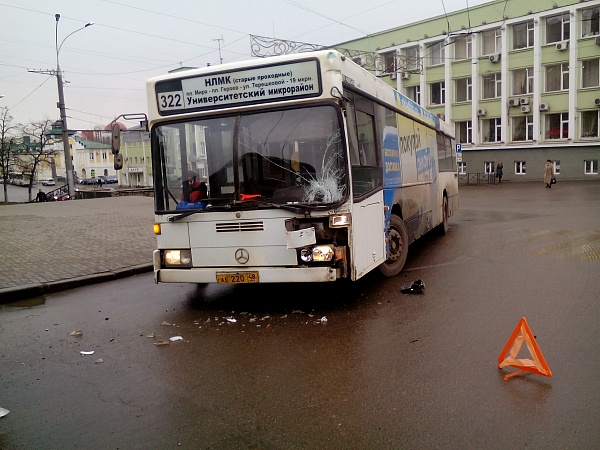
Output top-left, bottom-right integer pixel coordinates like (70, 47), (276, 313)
(595, 98), (600, 106)
(540, 103), (549, 111)
(489, 53), (501, 63)
(390, 72), (397, 80)
(520, 97), (529, 105)
(401, 71), (410, 80)
(508, 98), (519, 107)
(556, 40), (569, 51)
(521, 105), (531, 113)
(477, 108), (487, 116)
(437, 113), (446, 121)
(596, 36), (600, 46)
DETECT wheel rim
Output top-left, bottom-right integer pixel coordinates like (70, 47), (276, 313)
(388, 227), (403, 262)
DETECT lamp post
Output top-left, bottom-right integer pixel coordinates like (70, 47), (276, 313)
(55, 13), (93, 199)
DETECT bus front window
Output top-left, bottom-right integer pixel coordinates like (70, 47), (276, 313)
(154, 105), (347, 210)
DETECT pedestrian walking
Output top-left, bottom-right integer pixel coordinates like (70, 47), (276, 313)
(544, 160), (555, 189)
(35, 189), (47, 202)
(496, 161), (503, 183)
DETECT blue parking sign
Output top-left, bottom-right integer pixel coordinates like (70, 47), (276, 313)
(456, 143), (462, 152)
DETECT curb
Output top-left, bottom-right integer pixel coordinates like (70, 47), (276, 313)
(0, 263), (153, 304)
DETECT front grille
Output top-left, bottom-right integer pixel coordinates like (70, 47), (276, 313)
(216, 221), (264, 232)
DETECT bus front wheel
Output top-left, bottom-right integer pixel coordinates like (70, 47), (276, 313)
(379, 214), (409, 277)
(438, 195), (449, 235)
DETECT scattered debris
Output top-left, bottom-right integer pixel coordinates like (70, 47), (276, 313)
(0, 407), (9, 418)
(226, 317), (237, 323)
(146, 332), (155, 338)
(154, 340), (170, 346)
(70, 330), (83, 337)
(316, 316), (328, 325)
(161, 321), (172, 326)
(169, 336), (184, 342)
(80, 351), (95, 356)
(94, 358), (104, 364)
(280, 314), (287, 319)
(401, 279), (425, 294)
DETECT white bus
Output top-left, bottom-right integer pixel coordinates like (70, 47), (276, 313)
(143, 50), (458, 285)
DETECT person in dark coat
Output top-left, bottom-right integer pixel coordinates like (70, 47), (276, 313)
(35, 189), (47, 202)
(496, 161), (503, 183)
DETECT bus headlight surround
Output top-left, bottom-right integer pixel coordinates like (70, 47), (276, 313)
(163, 249), (192, 267)
(300, 245), (335, 263)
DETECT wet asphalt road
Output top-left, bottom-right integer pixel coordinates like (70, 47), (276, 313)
(1, 181), (600, 449)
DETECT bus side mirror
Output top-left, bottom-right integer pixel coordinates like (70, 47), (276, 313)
(111, 123), (121, 155)
(114, 153), (123, 170)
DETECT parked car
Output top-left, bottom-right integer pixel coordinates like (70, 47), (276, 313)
(42, 178), (56, 186)
(105, 176), (118, 184)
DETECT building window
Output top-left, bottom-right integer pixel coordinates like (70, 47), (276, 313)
(515, 161), (526, 174)
(481, 118), (502, 142)
(484, 161), (495, 174)
(545, 112), (569, 139)
(428, 41), (445, 66)
(89, 152), (94, 161)
(482, 28), (502, 55)
(405, 85), (421, 104)
(513, 20), (534, 49)
(581, 7), (600, 37)
(199, 141), (206, 157)
(454, 34), (472, 59)
(513, 115), (534, 141)
(102, 152), (107, 160)
(455, 77), (472, 102)
(382, 51), (397, 74)
(582, 59), (599, 88)
(405, 46), (420, 71)
(512, 67), (534, 95)
(482, 73), (502, 99)
(455, 120), (473, 144)
(585, 160), (599, 174)
(581, 110), (600, 138)
(554, 160), (561, 175)
(546, 13), (570, 43)
(429, 81), (445, 105)
(458, 162), (467, 174)
(545, 63), (569, 92)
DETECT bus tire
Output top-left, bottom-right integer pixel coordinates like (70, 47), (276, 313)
(379, 214), (409, 277)
(438, 195), (449, 235)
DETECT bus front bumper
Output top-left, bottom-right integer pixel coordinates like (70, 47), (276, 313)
(153, 250), (338, 284)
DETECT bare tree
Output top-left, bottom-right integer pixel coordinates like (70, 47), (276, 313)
(19, 119), (58, 202)
(0, 107), (18, 202)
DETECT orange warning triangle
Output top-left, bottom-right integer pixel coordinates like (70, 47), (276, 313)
(498, 317), (552, 381)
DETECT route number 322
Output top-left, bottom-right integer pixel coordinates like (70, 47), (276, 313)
(158, 92), (183, 111)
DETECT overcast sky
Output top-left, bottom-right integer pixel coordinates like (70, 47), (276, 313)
(1, 0), (490, 130)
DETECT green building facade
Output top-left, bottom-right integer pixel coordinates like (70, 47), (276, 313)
(336, 0), (600, 181)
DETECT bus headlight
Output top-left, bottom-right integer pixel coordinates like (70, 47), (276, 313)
(163, 250), (192, 267)
(300, 245), (334, 262)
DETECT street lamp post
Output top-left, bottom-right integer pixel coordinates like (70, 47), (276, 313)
(55, 14), (93, 199)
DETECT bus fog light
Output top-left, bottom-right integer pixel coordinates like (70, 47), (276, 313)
(164, 250), (192, 267)
(300, 248), (313, 262)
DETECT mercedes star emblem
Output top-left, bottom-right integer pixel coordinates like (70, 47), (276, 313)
(235, 248), (250, 264)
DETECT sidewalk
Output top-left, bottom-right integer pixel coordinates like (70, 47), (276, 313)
(0, 196), (156, 303)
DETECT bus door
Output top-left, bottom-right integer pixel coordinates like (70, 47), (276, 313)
(346, 91), (386, 279)
(351, 191), (385, 279)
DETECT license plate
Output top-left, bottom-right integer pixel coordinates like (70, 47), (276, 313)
(216, 272), (259, 284)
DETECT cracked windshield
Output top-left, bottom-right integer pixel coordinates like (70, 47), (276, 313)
(156, 105), (347, 210)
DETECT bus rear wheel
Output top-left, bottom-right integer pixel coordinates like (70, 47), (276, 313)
(379, 214), (409, 277)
